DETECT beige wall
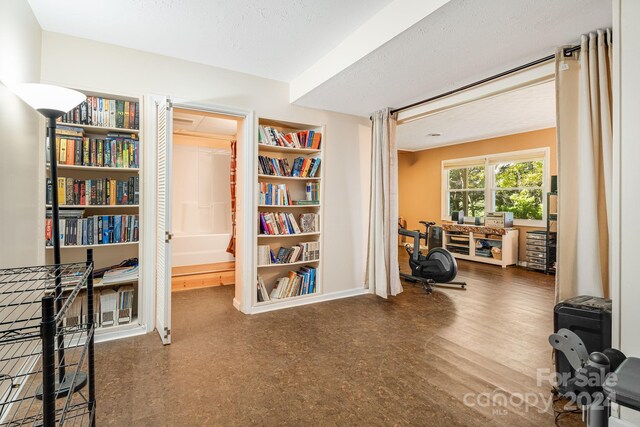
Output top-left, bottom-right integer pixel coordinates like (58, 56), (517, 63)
(0, 0), (43, 267)
(398, 128), (557, 262)
(39, 32), (372, 308)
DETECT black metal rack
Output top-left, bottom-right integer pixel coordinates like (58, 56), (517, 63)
(0, 250), (96, 426)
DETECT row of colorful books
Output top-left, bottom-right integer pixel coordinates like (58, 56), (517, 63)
(258, 125), (321, 149)
(258, 155), (321, 178)
(259, 212), (319, 235)
(259, 183), (292, 206)
(58, 96), (139, 130)
(47, 177), (139, 206)
(45, 214), (139, 247)
(257, 241), (320, 266)
(268, 267), (317, 300)
(55, 132), (139, 168)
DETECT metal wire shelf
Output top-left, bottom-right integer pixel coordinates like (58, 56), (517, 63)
(0, 251), (96, 426)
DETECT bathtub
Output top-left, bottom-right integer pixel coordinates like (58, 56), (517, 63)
(171, 233), (235, 267)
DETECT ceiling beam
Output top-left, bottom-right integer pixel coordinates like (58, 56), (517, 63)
(397, 62), (555, 124)
(289, 0), (451, 104)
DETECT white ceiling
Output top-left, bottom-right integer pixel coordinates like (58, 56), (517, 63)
(396, 81), (556, 151)
(26, 0), (392, 82)
(26, 0), (611, 117)
(294, 0), (612, 116)
(173, 111), (237, 135)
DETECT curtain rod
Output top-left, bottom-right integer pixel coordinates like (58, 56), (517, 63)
(384, 44), (581, 117)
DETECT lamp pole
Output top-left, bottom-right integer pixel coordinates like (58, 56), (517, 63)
(44, 112), (66, 381)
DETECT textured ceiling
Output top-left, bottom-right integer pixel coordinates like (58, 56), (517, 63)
(173, 110), (237, 135)
(26, 0), (392, 82)
(396, 81), (556, 151)
(294, 0), (611, 116)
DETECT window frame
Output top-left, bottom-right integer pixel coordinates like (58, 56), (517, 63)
(441, 148), (550, 227)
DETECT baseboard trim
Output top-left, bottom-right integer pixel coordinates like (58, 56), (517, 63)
(95, 324), (147, 344)
(247, 287), (367, 314)
(232, 297), (241, 312)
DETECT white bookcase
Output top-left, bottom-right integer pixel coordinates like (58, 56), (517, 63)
(44, 89), (146, 342)
(253, 118), (325, 310)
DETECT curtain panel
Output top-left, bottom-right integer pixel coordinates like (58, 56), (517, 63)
(556, 29), (612, 301)
(365, 108), (402, 298)
(226, 139), (237, 256)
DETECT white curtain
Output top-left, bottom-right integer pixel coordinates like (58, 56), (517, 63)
(556, 29), (612, 301)
(365, 108), (402, 298)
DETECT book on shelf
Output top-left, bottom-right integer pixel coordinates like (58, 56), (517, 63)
(305, 182), (320, 201)
(45, 212), (139, 247)
(299, 213), (320, 233)
(268, 266), (317, 300)
(258, 155), (321, 178)
(53, 128), (139, 169)
(257, 275), (270, 302)
(50, 176), (139, 206)
(259, 212), (303, 236)
(58, 96), (139, 130)
(259, 182), (292, 206)
(258, 125), (321, 149)
(259, 242), (320, 265)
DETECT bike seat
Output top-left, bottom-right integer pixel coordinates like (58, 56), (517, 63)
(604, 357), (640, 412)
(419, 221), (436, 226)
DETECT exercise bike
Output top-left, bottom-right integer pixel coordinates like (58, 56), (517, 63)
(398, 220), (466, 294)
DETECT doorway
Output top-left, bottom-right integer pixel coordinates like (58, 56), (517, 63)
(152, 97), (250, 345)
(170, 108), (238, 292)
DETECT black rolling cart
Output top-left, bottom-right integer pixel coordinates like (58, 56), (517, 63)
(0, 250), (96, 426)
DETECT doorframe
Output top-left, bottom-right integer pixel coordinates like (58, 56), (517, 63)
(143, 96), (256, 331)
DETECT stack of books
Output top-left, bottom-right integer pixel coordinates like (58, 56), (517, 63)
(102, 265), (139, 284)
(258, 125), (321, 149)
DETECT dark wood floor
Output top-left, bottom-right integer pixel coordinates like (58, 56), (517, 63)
(94, 258), (581, 426)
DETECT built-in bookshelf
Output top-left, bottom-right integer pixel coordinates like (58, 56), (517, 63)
(254, 119), (324, 308)
(44, 90), (144, 342)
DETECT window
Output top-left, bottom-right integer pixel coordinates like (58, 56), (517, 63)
(442, 149), (548, 225)
(492, 159), (544, 221)
(447, 165), (485, 218)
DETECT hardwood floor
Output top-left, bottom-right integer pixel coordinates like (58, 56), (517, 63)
(95, 257), (581, 426)
(171, 262), (235, 292)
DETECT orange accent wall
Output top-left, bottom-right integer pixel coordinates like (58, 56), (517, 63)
(398, 128), (557, 262)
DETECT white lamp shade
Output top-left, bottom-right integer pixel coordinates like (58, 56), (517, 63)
(12, 83), (86, 114)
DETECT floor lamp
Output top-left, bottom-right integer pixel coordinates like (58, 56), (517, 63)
(12, 83), (86, 395)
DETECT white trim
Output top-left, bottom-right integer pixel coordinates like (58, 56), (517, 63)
(441, 147), (550, 225)
(95, 324), (147, 344)
(247, 287), (366, 314)
(145, 98), (255, 317)
(611, 0), (621, 351)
